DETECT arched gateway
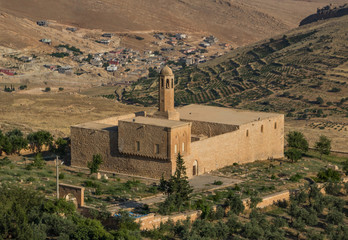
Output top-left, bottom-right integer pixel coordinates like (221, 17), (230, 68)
(59, 183), (85, 207)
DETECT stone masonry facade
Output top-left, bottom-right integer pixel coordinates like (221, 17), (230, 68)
(70, 66), (284, 179)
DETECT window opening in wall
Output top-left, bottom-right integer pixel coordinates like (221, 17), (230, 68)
(261, 125), (264, 133)
(155, 144), (159, 154)
(193, 160), (198, 176)
(171, 79), (174, 88)
(246, 130), (249, 137)
(136, 141), (140, 151)
(161, 78), (164, 88)
(182, 142), (185, 152)
(166, 79), (170, 88)
(174, 144), (177, 154)
(274, 122), (277, 129)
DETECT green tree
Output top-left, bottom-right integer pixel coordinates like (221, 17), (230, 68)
(0, 130), (5, 155)
(315, 135), (331, 159)
(88, 154), (103, 174)
(317, 168), (341, 182)
(316, 97), (324, 105)
(249, 193), (262, 209)
(224, 191), (245, 215)
(112, 210), (141, 240)
(158, 153), (193, 214)
(326, 210), (344, 225)
(50, 137), (68, 157)
(285, 148), (302, 163)
(32, 153), (46, 169)
(2, 129), (28, 155)
(286, 131), (309, 152)
(27, 130), (53, 153)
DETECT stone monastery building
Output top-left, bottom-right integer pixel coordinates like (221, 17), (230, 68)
(71, 66), (284, 179)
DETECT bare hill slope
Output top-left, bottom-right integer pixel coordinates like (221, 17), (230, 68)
(0, 0), (346, 48)
(122, 15), (348, 115)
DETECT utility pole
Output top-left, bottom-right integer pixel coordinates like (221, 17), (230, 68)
(56, 155), (59, 199)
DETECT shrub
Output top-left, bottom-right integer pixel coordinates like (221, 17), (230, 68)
(315, 135), (331, 159)
(290, 173), (303, 182)
(32, 153), (46, 169)
(59, 87), (64, 91)
(213, 180), (223, 185)
(285, 148), (302, 163)
(325, 182), (342, 196)
(317, 168), (341, 182)
(83, 180), (99, 188)
(87, 154), (103, 174)
(224, 192), (244, 215)
(44, 87), (51, 92)
(59, 173), (65, 180)
(0, 156), (11, 166)
(326, 210), (344, 225)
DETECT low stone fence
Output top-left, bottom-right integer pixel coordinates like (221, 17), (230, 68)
(135, 210), (201, 230)
(135, 190), (290, 230)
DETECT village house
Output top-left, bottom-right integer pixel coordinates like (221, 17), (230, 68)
(40, 39), (52, 45)
(66, 27), (77, 32)
(107, 65), (118, 72)
(37, 20), (48, 26)
(102, 33), (114, 38)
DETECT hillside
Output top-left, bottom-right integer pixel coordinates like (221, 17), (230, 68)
(122, 15), (348, 110)
(0, 0), (346, 49)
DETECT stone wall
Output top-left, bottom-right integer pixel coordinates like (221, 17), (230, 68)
(182, 119), (239, 138)
(135, 190), (290, 230)
(71, 126), (173, 179)
(135, 210), (201, 230)
(184, 115), (284, 178)
(118, 121), (171, 160)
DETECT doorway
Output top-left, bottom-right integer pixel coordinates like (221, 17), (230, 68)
(193, 160), (198, 176)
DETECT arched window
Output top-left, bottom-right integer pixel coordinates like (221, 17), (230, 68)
(161, 78), (164, 88)
(166, 79), (170, 88)
(246, 130), (249, 137)
(261, 125), (264, 133)
(193, 160), (198, 176)
(274, 122), (277, 129)
(171, 79), (174, 88)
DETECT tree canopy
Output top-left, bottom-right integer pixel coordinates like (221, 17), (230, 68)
(27, 130), (53, 153)
(315, 135), (331, 159)
(158, 153), (193, 214)
(286, 131), (309, 152)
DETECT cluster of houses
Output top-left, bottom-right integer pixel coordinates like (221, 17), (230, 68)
(200, 35), (219, 48)
(0, 69), (16, 76)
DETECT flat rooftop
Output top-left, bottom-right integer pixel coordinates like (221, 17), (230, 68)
(73, 122), (118, 131)
(177, 104), (282, 125)
(120, 116), (189, 128)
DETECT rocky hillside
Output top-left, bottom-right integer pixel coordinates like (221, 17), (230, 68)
(121, 16), (348, 119)
(300, 4), (348, 26)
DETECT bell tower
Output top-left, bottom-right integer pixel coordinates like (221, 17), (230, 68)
(153, 66), (180, 120)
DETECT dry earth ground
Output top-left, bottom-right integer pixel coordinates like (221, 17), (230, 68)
(0, 91), (143, 136)
(1, 0), (347, 50)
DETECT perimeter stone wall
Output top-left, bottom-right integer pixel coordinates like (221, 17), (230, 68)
(184, 115), (284, 178)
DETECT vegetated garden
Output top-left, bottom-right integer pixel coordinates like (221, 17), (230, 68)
(0, 129), (160, 210)
(1, 128), (348, 239)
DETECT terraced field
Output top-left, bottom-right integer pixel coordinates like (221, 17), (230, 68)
(121, 16), (348, 117)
